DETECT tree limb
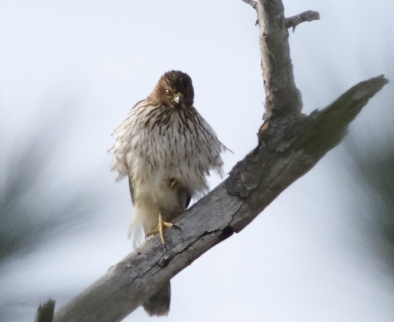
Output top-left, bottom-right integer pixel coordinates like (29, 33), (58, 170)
(257, 0), (302, 119)
(285, 10), (320, 32)
(226, 75), (388, 227)
(48, 0), (389, 321)
(242, 0), (257, 10)
(53, 75), (388, 322)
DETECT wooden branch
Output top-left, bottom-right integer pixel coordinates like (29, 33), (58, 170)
(46, 1), (389, 321)
(242, 0), (257, 10)
(227, 75), (388, 222)
(257, 0), (302, 119)
(34, 300), (55, 322)
(285, 10), (320, 32)
(52, 75), (387, 322)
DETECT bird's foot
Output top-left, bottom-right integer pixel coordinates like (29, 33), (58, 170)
(146, 217), (180, 244)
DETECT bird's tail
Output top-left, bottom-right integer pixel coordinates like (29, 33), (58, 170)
(128, 202), (159, 248)
(143, 281), (171, 316)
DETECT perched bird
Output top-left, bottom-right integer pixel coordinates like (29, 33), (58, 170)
(109, 70), (226, 316)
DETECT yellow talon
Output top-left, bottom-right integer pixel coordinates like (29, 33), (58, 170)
(146, 214), (177, 244)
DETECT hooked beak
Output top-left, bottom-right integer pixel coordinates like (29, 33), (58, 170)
(173, 92), (183, 104)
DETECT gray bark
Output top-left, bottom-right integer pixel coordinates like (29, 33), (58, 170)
(285, 11), (320, 32)
(48, 1), (389, 321)
(257, 0), (302, 119)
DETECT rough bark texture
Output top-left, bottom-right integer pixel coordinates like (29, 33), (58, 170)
(226, 75), (388, 232)
(257, 0), (302, 119)
(285, 10), (320, 32)
(53, 75), (387, 322)
(48, 1), (389, 321)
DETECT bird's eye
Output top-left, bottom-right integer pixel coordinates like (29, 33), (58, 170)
(165, 89), (170, 94)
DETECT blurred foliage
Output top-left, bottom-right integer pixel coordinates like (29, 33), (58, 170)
(344, 134), (394, 271)
(0, 102), (102, 264)
(0, 95), (113, 322)
(341, 51), (394, 272)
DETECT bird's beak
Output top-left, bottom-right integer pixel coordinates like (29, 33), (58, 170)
(173, 92), (182, 104)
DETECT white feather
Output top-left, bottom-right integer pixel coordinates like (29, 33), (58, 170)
(109, 100), (225, 247)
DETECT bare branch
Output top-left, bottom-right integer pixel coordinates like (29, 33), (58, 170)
(285, 10), (320, 32)
(227, 75), (388, 226)
(52, 75), (388, 322)
(256, 0), (302, 119)
(242, 0), (257, 10)
(35, 300), (55, 322)
(48, 2), (389, 321)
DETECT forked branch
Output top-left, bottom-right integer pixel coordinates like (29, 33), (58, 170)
(47, 1), (388, 321)
(256, 0), (302, 118)
(242, 0), (257, 10)
(52, 75), (388, 322)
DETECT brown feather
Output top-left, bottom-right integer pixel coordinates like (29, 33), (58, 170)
(109, 70), (226, 317)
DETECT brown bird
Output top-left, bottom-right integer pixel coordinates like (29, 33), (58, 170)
(109, 70), (226, 316)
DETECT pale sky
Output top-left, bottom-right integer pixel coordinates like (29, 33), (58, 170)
(1, 1), (393, 321)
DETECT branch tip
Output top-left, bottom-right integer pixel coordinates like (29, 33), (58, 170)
(285, 10), (320, 31)
(242, 0), (257, 10)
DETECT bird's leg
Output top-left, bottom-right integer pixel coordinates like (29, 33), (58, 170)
(146, 213), (179, 244)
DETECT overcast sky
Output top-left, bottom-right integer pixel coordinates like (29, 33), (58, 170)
(1, 1), (394, 321)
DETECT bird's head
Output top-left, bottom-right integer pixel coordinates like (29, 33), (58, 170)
(151, 70), (194, 109)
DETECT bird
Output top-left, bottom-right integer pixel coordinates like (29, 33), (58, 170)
(109, 70), (226, 316)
